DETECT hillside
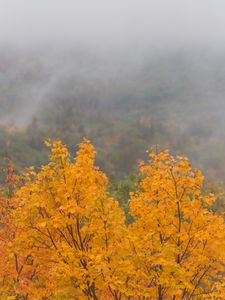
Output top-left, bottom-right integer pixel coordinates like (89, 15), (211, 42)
(0, 48), (225, 180)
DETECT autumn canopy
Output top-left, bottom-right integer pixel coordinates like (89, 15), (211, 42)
(0, 139), (224, 299)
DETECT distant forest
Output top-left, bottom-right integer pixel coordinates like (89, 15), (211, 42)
(0, 47), (225, 182)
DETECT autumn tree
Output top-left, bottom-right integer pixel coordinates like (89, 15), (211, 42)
(11, 139), (129, 299)
(128, 150), (225, 299)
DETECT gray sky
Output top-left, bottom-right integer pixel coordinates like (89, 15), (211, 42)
(0, 0), (225, 51)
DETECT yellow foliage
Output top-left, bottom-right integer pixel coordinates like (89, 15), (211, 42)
(128, 150), (225, 299)
(0, 141), (224, 299)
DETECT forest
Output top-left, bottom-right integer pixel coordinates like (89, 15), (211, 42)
(1, 48), (225, 184)
(1, 1), (225, 298)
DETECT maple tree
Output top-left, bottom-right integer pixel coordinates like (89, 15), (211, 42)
(0, 140), (224, 299)
(128, 150), (225, 299)
(8, 139), (129, 299)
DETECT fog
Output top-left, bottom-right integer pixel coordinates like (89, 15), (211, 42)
(1, 0), (225, 122)
(0, 0), (225, 51)
(0, 1), (225, 180)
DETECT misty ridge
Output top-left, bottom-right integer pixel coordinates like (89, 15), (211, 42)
(1, 47), (225, 130)
(0, 46), (225, 180)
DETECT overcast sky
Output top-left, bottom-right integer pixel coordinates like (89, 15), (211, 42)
(0, 0), (224, 51)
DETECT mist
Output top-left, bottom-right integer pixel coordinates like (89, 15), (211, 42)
(1, 0), (225, 122)
(0, 0), (225, 50)
(0, 1), (225, 181)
